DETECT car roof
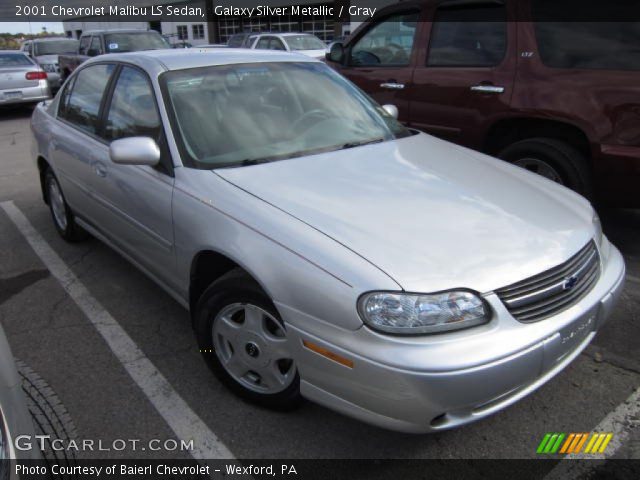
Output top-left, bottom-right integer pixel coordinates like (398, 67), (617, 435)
(0, 50), (28, 54)
(254, 32), (311, 37)
(31, 37), (78, 43)
(92, 48), (319, 74)
(83, 29), (152, 35)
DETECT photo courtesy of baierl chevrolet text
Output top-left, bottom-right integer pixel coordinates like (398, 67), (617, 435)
(0, 0), (638, 478)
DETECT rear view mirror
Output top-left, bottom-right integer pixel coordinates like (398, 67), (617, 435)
(382, 104), (399, 119)
(87, 48), (99, 57)
(326, 42), (345, 63)
(110, 137), (160, 166)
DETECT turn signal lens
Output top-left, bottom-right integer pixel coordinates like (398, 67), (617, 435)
(302, 340), (353, 368)
(26, 71), (47, 80)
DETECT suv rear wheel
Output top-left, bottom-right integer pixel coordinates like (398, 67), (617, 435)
(498, 138), (592, 199)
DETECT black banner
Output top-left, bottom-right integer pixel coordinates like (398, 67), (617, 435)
(2, 459), (640, 480)
(1, 0), (640, 23)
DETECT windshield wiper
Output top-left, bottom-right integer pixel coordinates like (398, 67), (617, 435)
(340, 137), (385, 150)
(216, 158), (270, 169)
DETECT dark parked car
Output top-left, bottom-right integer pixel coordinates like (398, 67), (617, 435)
(59, 29), (169, 82)
(327, 0), (640, 207)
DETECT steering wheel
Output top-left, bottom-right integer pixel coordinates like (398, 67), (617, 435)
(292, 109), (333, 134)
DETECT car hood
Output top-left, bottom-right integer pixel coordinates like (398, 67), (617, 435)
(216, 133), (595, 293)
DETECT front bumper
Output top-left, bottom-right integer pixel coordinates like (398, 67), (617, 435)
(280, 240), (626, 433)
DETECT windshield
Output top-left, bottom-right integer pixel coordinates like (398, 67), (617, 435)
(35, 39), (78, 56)
(0, 53), (33, 66)
(284, 35), (326, 51)
(161, 62), (411, 169)
(104, 32), (169, 53)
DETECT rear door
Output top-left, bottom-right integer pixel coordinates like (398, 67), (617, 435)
(336, 9), (422, 123)
(52, 63), (116, 220)
(409, 0), (516, 148)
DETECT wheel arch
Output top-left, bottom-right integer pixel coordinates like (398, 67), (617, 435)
(189, 249), (273, 320)
(483, 117), (593, 164)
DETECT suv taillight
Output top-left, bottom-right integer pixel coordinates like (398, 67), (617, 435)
(26, 71), (47, 80)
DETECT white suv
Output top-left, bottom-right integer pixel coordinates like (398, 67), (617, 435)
(248, 32), (327, 59)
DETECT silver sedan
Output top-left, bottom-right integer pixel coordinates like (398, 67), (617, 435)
(0, 51), (50, 106)
(30, 50), (625, 433)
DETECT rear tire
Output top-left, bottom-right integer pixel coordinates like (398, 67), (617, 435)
(44, 169), (88, 242)
(195, 269), (302, 411)
(498, 137), (593, 199)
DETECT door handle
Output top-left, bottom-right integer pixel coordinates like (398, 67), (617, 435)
(470, 85), (505, 94)
(380, 82), (405, 90)
(94, 164), (107, 178)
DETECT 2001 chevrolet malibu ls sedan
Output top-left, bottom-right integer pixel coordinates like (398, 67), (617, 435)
(31, 50), (625, 433)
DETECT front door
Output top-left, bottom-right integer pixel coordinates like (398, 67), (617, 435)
(336, 9), (422, 124)
(88, 65), (176, 287)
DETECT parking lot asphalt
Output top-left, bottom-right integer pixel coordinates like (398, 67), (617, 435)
(0, 106), (638, 461)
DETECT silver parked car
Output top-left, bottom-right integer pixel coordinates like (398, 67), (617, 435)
(0, 51), (50, 107)
(20, 38), (79, 90)
(249, 33), (328, 59)
(31, 50), (625, 433)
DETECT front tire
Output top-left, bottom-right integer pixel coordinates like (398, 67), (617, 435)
(45, 169), (87, 242)
(498, 137), (593, 199)
(195, 269), (302, 410)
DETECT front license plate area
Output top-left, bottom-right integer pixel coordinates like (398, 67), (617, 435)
(543, 305), (598, 371)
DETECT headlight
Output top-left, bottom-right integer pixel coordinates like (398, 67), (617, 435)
(358, 290), (490, 335)
(41, 63), (57, 73)
(593, 211), (603, 247)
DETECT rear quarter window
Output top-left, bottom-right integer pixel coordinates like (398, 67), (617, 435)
(533, 0), (640, 71)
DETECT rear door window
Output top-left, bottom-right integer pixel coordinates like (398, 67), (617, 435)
(427, 3), (507, 67)
(533, 0), (640, 71)
(59, 63), (115, 136)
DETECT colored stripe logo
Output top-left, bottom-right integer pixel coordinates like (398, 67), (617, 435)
(537, 432), (613, 454)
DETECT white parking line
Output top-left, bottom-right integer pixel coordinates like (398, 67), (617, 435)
(544, 386), (640, 478)
(0, 201), (235, 460)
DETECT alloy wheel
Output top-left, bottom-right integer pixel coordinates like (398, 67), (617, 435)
(212, 303), (295, 394)
(48, 177), (68, 230)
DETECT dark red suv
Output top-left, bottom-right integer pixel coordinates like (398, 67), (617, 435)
(327, 0), (640, 207)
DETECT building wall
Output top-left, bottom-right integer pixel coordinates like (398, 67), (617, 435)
(161, 21), (210, 46)
(61, 0), (394, 44)
(63, 21), (149, 38)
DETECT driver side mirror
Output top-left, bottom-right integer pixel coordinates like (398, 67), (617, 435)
(382, 104), (399, 119)
(110, 137), (160, 167)
(326, 42), (345, 64)
(87, 48), (100, 57)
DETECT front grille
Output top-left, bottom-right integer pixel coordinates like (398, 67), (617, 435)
(496, 241), (600, 322)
